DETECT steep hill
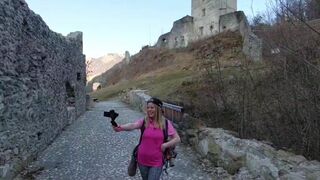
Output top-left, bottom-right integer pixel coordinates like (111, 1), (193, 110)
(90, 31), (244, 107)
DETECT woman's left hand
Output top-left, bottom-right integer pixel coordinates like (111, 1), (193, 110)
(161, 143), (168, 152)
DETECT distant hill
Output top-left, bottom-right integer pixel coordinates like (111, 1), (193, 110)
(86, 53), (124, 81)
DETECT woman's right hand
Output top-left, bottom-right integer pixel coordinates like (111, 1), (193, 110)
(113, 125), (123, 132)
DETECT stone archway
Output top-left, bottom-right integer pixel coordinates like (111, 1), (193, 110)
(93, 82), (102, 91)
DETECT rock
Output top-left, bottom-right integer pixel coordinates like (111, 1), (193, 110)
(181, 114), (201, 129)
(4, 150), (12, 161)
(189, 137), (198, 147)
(13, 148), (19, 155)
(307, 171), (320, 180)
(185, 129), (197, 138)
(197, 138), (208, 157)
(0, 164), (10, 178)
(233, 167), (255, 180)
(224, 150), (245, 175)
(207, 140), (222, 166)
(288, 155), (307, 165)
(279, 171), (306, 180)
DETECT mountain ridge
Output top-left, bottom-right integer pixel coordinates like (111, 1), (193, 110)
(86, 53), (124, 81)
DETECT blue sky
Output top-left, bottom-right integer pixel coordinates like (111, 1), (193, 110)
(25, 0), (268, 58)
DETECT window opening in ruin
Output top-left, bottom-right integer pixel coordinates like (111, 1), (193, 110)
(65, 81), (75, 107)
(202, 8), (206, 16)
(219, 0), (227, 13)
(180, 36), (185, 46)
(37, 132), (42, 140)
(77, 72), (81, 81)
(199, 26), (204, 35)
(174, 37), (178, 47)
(210, 25), (214, 32)
(162, 38), (167, 43)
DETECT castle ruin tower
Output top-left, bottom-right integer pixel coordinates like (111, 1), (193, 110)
(191, 0), (237, 38)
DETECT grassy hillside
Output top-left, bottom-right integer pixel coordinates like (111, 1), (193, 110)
(91, 69), (194, 102)
(90, 31), (244, 106)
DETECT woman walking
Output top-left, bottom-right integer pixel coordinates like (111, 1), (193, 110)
(112, 97), (180, 180)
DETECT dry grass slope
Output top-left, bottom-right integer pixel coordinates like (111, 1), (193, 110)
(90, 31), (244, 104)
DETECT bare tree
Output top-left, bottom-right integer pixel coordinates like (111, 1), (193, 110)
(248, 0), (320, 160)
(306, 0), (320, 20)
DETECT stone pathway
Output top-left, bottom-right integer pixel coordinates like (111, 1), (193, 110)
(16, 100), (215, 180)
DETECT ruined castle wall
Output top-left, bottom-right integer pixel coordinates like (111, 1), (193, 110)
(167, 16), (194, 48)
(220, 11), (262, 61)
(192, 0), (237, 38)
(154, 4), (262, 61)
(219, 11), (243, 32)
(0, 0), (86, 178)
(155, 0), (238, 49)
(155, 32), (171, 48)
(155, 16), (194, 49)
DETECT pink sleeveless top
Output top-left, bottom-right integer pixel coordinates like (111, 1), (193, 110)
(134, 118), (176, 167)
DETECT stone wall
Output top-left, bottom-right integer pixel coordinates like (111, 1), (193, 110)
(185, 127), (320, 179)
(0, 0), (86, 178)
(127, 90), (150, 113)
(127, 90), (320, 179)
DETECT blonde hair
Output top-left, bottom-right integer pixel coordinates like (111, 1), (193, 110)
(145, 102), (165, 129)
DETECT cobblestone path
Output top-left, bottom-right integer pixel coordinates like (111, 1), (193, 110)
(18, 100), (214, 180)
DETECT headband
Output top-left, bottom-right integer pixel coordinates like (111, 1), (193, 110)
(147, 97), (163, 108)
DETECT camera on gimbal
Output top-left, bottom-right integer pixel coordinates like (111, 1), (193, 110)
(103, 109), (119, 127)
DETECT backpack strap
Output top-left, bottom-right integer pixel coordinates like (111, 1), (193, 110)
(163, 118), (170, 174)
(133, 118), (145, 161)
(163, 118), (168, 143)
(138, 117), (146, 145)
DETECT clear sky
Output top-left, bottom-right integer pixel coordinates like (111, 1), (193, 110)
(25, 0), (268, 58)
